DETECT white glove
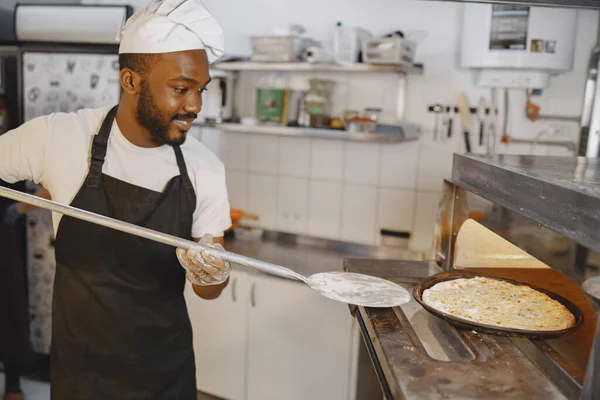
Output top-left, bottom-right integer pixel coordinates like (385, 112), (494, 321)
(176, 234), (231, 286)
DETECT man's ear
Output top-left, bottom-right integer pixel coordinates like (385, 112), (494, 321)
(120, 68), (142, 95)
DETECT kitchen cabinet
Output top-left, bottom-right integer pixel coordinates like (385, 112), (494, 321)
(185, 269), (360, 400)
(247, 274), (357, 400)
(184, 269), (250, 400)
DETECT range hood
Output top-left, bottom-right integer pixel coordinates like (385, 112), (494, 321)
(427, 0), (600, 9)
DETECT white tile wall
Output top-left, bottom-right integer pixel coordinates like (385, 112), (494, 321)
(277, 177), (309, 233)
(204, 18), (586, 249)
(417, 142), (455, 192)
(381, 75), (400, 124)
(88, 0), (598, 252)
(377, 188), (416, 234)
(247, 173), (278, 229)
(308, 180), (343, 239)
(220, 132), (249, 171)
(340, 184), (378, 245)
(279, 137), (311, 177)
(343, 142), (380, 185)
(225, 169), (248, 209)
(346, 73), (386, 113)
(411, 191), (443, 251)
(249, 135), (279, 173)
(323, 73), (350, 118)
(379, 141), (419, 189)
(310, 139), (344, 181)
(198, 126), (222, 156)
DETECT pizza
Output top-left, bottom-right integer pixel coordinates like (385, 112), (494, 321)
(422, 277), (576, 331)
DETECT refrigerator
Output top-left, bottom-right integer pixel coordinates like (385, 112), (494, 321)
(9, 3), (132, 356)
(21, 47), (123, 355)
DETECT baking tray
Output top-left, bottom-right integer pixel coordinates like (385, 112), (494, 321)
(413, 270), (584, 339)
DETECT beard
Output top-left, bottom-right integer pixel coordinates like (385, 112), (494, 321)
(136, 80), (196, 146)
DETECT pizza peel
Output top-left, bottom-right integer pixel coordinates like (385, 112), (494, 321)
(0, 186), (410, 308)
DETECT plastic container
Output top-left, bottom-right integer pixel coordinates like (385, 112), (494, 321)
(347, 117), (377, 134)
(362, 37), (416, 67)
(250, 35), (315, 62)
(234, 227), (264, 242)
(332, 22), (371, 64)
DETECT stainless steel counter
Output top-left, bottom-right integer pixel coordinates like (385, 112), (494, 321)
(224, 230), (425, 279)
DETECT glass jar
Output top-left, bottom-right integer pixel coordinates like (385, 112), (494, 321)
(364, 107), (382, 122)
(304, 78), (336, 127)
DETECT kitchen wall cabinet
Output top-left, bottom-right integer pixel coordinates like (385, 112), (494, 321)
(184, 269), (360, 400)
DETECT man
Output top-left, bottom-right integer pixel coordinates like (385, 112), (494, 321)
(0, 0), (232, 398)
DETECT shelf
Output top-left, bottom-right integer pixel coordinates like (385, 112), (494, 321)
(0, 46), (18, 56)
(204, 122), (420, 143)
(212, 61), (423, 74)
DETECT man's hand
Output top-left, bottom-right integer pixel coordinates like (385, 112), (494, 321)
(176, 234), (231, 299)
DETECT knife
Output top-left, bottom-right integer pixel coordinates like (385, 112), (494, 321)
(477, 97), (487, 147)
(457, 92), (472, 153)
(488, 89), (498, 156)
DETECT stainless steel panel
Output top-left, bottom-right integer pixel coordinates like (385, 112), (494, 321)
(451, 154), (600, 255)
(428, 0), (600, 9)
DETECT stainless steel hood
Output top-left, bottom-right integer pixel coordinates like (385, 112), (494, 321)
(426, 0), (600, 9)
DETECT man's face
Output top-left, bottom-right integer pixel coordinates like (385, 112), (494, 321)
(136, 50), (210, 146)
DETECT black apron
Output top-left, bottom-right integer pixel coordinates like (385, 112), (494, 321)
(51, 106), (197, 399)
(0, 180), (35, 370)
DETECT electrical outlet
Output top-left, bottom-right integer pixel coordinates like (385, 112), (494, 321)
(548, 124), (571, 138)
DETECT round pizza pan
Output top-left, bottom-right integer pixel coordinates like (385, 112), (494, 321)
(413, 270), (584, 339)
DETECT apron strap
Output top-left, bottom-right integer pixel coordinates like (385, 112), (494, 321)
(87, 105), (119, 188)
(173, 145), (194, 191)
(86, 105), (194, 192)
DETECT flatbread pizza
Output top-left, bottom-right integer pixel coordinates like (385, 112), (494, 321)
(422, 277), (576, 331)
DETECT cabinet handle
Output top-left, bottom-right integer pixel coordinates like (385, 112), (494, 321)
(231, 278), (237, 302)
(251, 283), (256, 307)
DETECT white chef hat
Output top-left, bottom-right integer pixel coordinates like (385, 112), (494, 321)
(117, 0), (224, 64)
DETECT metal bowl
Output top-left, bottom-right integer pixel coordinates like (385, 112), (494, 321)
(582, 276), (600, 307)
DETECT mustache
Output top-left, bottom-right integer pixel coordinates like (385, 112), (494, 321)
(172, 113), (197, 122)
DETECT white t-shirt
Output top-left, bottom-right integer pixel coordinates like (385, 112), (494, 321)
(0, 107), (231, 238)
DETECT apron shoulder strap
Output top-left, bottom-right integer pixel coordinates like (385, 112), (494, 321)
(173, 145), (194, 191)
(87, 106), (118, 188)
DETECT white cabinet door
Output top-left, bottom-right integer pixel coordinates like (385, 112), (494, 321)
(184, 269), (249, 400)
(247, 275), (356, 400)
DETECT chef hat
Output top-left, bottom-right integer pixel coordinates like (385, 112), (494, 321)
(117, 0), (224, 63)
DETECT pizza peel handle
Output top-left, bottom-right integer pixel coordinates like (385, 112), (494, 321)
(0, 186), (416, 308)
(0, 186), (307, 283)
